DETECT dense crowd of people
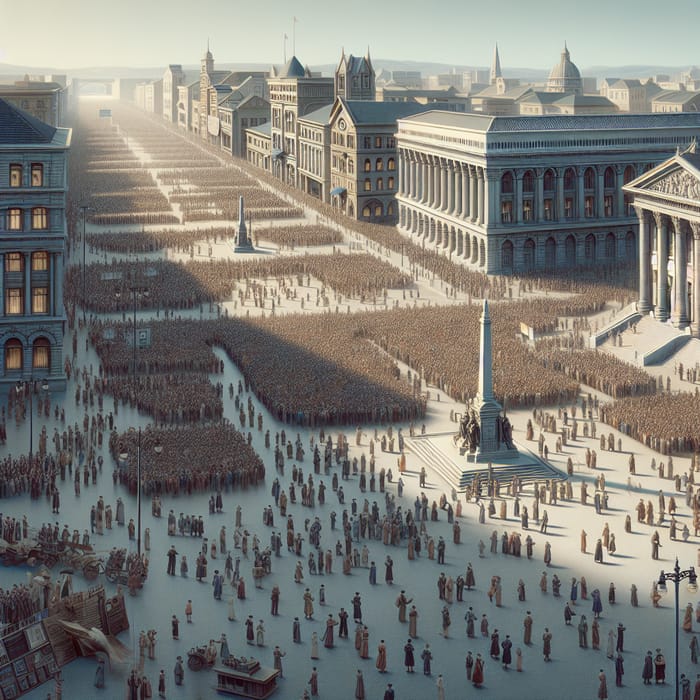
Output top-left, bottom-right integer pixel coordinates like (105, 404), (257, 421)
(85, 227), (238, 254)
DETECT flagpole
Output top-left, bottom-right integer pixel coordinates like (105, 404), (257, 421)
(283, 33), (287, 63)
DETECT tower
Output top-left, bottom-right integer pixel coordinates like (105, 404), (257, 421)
(234, 195), (253, 251)
(335, 48), (375, 100)
(490, 43), (502, 85)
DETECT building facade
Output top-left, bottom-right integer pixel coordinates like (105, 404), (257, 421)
(624, 148), (700, 337)
(396, 111), (700, 274)
(163, 65), (186, 123)
(0, 99), (71, 390)
(0, 80), (66, 127)
(297, 105), (332, 201)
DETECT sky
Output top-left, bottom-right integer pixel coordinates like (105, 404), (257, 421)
(0, 0), (698, 71)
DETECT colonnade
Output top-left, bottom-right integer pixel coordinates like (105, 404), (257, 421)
(637, 208), (700, 337)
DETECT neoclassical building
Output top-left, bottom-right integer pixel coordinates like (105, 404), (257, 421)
(0, 99), (71, 390)
(395, 111), (700, 274)
(624, 147), (700, 337)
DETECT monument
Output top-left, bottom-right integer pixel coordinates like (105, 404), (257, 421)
(457, 300), (517, 462)
(234, 195), (254, 252)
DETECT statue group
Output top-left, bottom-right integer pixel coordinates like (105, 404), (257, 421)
(455, 409), (481, 453)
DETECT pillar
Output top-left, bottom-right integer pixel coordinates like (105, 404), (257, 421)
(461, 164), (470, 219)
(440, 160), (448, 212)
(24, 252), (31, 316)
(536, 169), (544, 223)
(477, 168), (485, 226)
(453, 164), (462, 217)
(692, 224), (700, 338)
(656, 213), (669, 322)
(597, 167), (605, 219)
(556, 169), (565, 222)
(673, 218), (688, 327)
(616, 165), (625, 218)
(0, 254), (4, 315)
(433, 159), (441, 210)
(637, 209), (651, 313)
(515, 171), (523, 225)
(469, 165), (478, 222)
(446, 163), (455, 215)
(577, 168), (585, 220)
(489, 174), (500, 226)
(425, 156), (433, 207)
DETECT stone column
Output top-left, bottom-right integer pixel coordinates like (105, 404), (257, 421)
(536, 169), (544, 223)
(577, 168), (585, 220)
(656, 213), (669, 322)
(469, 165), (478, 222)
(24, 252), (31, 316)
(477, 167), (485, 226)
(556, 169), (565, 222)
(0, 254), (4, 315)
(425, 156), (434, 207)
(433, 159), (441, 210)
(453, 164), (462, 217)
(490, 173), (500, 226)
(440, 160), (448, 212)
(692, 223), (700, 338)
(515, 171), (523, 224)
(637, 209), (651, 313)
(616, 165), (625, 218)
(596, 167), (605, 219)
(447, 163), (456, 215)
(420, 155), (428, 203)
(461, 164), (470, 219)
(673, 218), (689, 327)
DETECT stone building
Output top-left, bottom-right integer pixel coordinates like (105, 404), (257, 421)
(0, 99), (71, 390)
(162, 65), (186, 123)
(624, 146), (700, 337)
(0, 79), (66, 127)
(395, 111), (700, 274)
(335, 49), (375, 101)
(297, 105), (333, 201)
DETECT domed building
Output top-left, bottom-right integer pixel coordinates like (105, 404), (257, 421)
(546, 44), (583, 94)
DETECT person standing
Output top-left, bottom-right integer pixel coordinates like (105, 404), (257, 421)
(543, 628), (552, 661)
(171, 615), (179, 641)
(472, 653), (485, 687)
(323, 614), (338, 648)
(308, 667), (319, 697)
(376, 640), (387, 673)
(355, 669), (365, 700)
(157, 670), (165, 699)
(642, 650), (653, 685)
(409, 606), (418, 638)
(173, 656), (184, 686)
(598, 669), (608, 699)
(273, 646), (285, 678)
(436, 673), (445, 700)
(383, 683), (395, 700)
(270, 585), (280, 616)
(615, 653), (624, 687)
(167, 546), (177, 576)
(523, 611), (533, 645)
(501, 635), (513, 669)
(421, 643), (432, 675)
(404, 639), (415, 672)
(654, 648), (666, 684)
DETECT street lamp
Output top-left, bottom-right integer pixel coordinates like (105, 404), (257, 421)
(16, 378), (49, 456)
(658, 558), (698, 700)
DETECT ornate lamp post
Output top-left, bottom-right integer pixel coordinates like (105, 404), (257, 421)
(658, 558), (698, 700)
(16, 378), (49, 455)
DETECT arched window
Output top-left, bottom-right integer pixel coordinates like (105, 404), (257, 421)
(522, 170), (534, 193)
(604, 167), (615, 189)
(387, 158), (395, 171)
(4, 339), (22, 371)
(32, 337), (50, 369)
(583, 167), (595, 190)
(387, 176), (395, 189)
(543, 169), (555, 192)
(501, 172), (514, 194)
(585, 233), (596, 261)
(501, 240), (514, 270)
(605, 232), (616, 259)
(523, 238), (535, 272)
(565, 235), (576, 267)
(364, 179), (371, 192)
(364, 159), (371, 172)
(625, 231), (636, 259)
(376, 178), (384, 191)
(545, 237), (556, 270)
(376, 158), (384, 171)
(348, 159), (354, 175)
(563, 167), (576, 190)
(362, 205), (371, 218)
(387, 202), (395, 217)
(374, 203), (383, 218)
(623, 165), (636, 184)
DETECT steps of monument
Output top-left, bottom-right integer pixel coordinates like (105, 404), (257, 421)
(406, 436), (563, 490)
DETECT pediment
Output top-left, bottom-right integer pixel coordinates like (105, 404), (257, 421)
(624, 152), (700, 205)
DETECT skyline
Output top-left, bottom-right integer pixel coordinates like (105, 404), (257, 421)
(1, 0), (699, 72)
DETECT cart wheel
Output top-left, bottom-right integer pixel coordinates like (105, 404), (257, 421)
(188, 655), (203, 672)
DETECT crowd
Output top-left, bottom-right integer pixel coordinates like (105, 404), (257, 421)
(252, 225), (342, 249)
(85, 227), (238, 255)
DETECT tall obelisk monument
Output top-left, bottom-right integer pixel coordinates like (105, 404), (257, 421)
(234, 195), (254, 252)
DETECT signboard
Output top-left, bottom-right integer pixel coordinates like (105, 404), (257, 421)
(519, 322), (535, 341)
(128, 328), (152, 349)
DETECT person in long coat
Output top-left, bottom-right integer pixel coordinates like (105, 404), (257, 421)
(543, 628), (552, 661)
(157, 670), (165, 699)
(304, 589), (314, 620)
(308, 667), (319, 697)
(654, 649), (666, 684)
(174, 656), (184, 686)
(598, 670), (608, 699)
(355, 669), (365, 700)
(594, 539), (604, 564)
(140, 675), (152, 700)
(245, 616), (254, 644)
(436, 674), (445, 700)
(323, 615), (338, 648)
(592, 589), (603, 619)
(360, 627), (369, 659)
(421, 643), (432, 675)
(578, 615), (588, 648)
(409, 606), (418, 638)
(376, 640), (387, 672)
(592, 618), (600, 650)
(642, 650), (654, 684)
(615, 654), (624, 687)
(472, 653), (484, 686)
(501, 635), (513, 669)
(404, 639), (415, 672)
(490, 629), (500, 659)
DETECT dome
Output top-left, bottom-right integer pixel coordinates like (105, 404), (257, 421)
(546, 44), (582, 94)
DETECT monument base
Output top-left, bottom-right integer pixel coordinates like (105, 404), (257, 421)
(407, 431), (566, 490)
(234, 243), (256, 253)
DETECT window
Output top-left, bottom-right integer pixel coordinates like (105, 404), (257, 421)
(347, 135), (355, 148)
(523, 200), (533, 222)
(374, 136), (382, 148)
(5, 288), (23, 314)
(544, 199), (553, 221)
(376, 158), (383, 171)
(362, 205), (371, 218)
(563, 168), (576, 190)
(31, 251), (49, 271)
(31, 163), (43, 187)
(4, 339), (22, 371)
(387, 137), (395, 148)
(348, 160), (354, 175)
(522, 170), (534, 193)
(5, 252), (23, 272)
(584, 196), (594, 218)
(364, 159), (371, 172)
(32, 338), (50, 370)
(543, 169), (555, 192)
(605, 233), (616, 259)
(564, 198), (573, 219)
(364, 179), (371, 192)
(604, 195), (614, 217)
(545, 237), (556, 270)
(387, 202), (394, 216)
(32, 287), (49, 314)
(9, 164), (22, 187)
(585, 234), (596, 260)
(501, 240), (513, 269)
(604, 167), (615, 189)
(501, 172), (514, 194)
(7, 208), (22, 230)
(363, 136), (372, 149)
(501, 201), (513, 223)
(32, 207), (48, 230)
(376, 178), (384, 191)
(374, 204), (382, 217)
(387, 176), (394, 189)
(584, 167), (595, 190)
(338, 75), (345, 91)
(387, 158), (395, 171)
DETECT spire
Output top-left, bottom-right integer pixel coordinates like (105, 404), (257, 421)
(490, 43), (502, 85)
(366, 45), (372, 67)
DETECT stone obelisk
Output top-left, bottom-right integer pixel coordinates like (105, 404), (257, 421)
(234, 195), (253, 252)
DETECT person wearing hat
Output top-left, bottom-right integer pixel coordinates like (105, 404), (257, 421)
(383, 683), (394, 700)
(654, 648), (666, 684)
(174, 656), (184, 686)
(212, 570), (223, 600)
(642, 650), (653, 684)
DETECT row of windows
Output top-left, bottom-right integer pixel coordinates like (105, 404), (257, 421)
(363, 158), (395, 172)
(500, 195), (621, 222)
(9, 164), (44, 188)
(5, 252), (49, 272)
(4, 287), (49, 314)
(362, 136), (396, 150)
(4, 338), (50, 371)
(363, 177), (395, 192)
(489, 135), (691, 151)
(3, 208), (49, 231)
(500, 166), (637, 194)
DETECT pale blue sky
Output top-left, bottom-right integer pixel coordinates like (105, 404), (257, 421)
(0, 0), (697, 71)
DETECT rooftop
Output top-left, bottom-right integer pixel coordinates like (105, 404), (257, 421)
(0, 97), (60, 145)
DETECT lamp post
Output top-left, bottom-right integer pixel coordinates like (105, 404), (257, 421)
(16, 378), (48, 456)
(658, 558), (698, 700)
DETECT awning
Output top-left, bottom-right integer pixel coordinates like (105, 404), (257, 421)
(271, 148), (284, 160)
(330, 187), (347, 196)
